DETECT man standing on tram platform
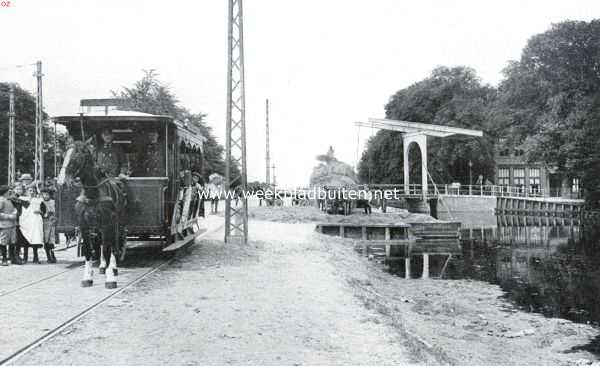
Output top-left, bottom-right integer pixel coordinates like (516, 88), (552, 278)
(96, 128), (128, 178)
(137, 130), (165, 177)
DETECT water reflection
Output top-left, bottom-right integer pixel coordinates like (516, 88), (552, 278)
(439, 212), (600, 351)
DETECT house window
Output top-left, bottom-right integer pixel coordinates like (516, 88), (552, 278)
(529, 168), (540, 194)
(573, 178), (580, 194)
(498, 168), (510, 186)
(513, 168), (525, 191)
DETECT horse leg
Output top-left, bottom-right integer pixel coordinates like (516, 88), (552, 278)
(98, 244), (107, 275)
(104, 225), (118, 289)
(81, 229), (94, 287)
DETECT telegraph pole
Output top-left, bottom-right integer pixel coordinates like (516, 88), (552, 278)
(8, 84), (15, 185)
(272, 163), (276, 186)
(265, 98), (271, 185)
(224, 0), (248, 244)
(34, 60), (44, 183)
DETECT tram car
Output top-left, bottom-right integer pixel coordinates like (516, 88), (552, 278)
(53, 101), (207, 262)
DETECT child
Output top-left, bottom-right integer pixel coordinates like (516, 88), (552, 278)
(8, 183), (25, 265)
(0, 185), (18, 266)
(40, 188), (57, 263)
(19, 185), (45, 264)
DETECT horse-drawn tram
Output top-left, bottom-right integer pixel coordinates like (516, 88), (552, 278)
(54, 99), (207, 288)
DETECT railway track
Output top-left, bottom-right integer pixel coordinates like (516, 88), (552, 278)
(0, 256), (173, 366)
(0, 262), (81, 299)
(0, 221), (223, 366)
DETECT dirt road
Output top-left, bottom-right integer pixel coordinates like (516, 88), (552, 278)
(8, 213), (598, 365)
(13, 221), (420, 366)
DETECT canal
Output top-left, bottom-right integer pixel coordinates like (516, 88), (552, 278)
(436, 211), (600, 354)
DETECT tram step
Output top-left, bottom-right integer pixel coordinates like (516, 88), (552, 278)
(162, 229), (207, 252)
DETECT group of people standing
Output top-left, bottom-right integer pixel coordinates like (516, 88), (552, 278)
(0, 174), (57, 266)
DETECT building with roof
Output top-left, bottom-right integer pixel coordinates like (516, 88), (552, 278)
(494, 141), (581, 199)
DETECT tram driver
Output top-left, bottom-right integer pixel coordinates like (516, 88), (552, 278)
(96, 128), (128, 178)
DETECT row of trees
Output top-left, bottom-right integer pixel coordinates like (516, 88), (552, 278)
(0, 83), (56, 183)
(358, 19), (600, 205)
(0, 70), (230, 184)
(113, 70), (230, 179)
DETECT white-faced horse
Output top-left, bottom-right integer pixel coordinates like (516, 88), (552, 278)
(58, 139), (127, 288)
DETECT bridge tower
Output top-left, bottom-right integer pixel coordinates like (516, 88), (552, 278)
(355, 118), (483, 213)
(224, 0), (248, 244)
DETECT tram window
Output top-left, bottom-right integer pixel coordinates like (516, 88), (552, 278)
(130, 129), (167, 177)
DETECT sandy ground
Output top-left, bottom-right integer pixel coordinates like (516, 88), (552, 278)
(13, 221), (421, 366)
(248, 206), (438, 224)
(8, 207), (600, 365)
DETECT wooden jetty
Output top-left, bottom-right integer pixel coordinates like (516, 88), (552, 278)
(496, 196), (583, 217)
(315, 221), (461, 279)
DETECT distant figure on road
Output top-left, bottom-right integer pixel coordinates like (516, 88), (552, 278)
(207, 174), (223, 214)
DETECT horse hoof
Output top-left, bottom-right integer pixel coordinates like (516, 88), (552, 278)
(112, 268), (118, 276)
(105, 281), (117, 289)
(81, 280), (93, 288)
(99, 268), (106, 275)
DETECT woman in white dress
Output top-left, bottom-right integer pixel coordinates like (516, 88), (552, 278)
(19, 185), (45, 264)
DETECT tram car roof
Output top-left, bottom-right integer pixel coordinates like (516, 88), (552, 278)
(52, 110), (207, 148)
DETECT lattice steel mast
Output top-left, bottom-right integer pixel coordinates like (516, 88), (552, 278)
(224, 0), (248, 244)
(272, 163), (276, 186)
(265, 99), (270, 185)
(34, 61), (44, 183)
(8, 84), (15, 184)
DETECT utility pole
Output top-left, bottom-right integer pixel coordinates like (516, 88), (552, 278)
(8, 84), (15, 185)
(272, 163), (276, 186)
(265, 98), (271, 185)
(34, 61), (44, 183)
(224, 0), (248, 244)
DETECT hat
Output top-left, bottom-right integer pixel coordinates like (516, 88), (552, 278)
(192, 171), (202, 178)
(19, 173), (33, 182)
(0, 185), (10, 195)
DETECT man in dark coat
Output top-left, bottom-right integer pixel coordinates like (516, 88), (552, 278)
(96, 128), (128, 177)
(136, 130), (165, 177)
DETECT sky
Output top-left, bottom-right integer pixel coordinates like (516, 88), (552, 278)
(1, 0), (599, 188)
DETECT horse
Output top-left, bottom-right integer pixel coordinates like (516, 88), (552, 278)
(57, 138), (127, 289)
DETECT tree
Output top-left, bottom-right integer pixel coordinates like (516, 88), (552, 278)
(358, 66), (496, 185)
(113, 70), (233, 181)
(0, 83), (59, 184)
(499, 20), (600, 205)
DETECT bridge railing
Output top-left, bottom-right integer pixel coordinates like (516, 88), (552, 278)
(364, 184), (546, 199)
(438, 184), (545, 198)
